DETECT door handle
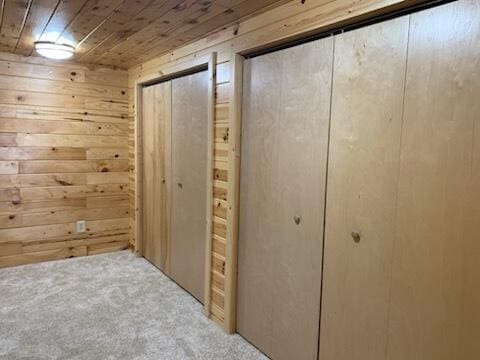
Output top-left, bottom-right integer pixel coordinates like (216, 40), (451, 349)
(351, 231), (361, 243)
(293, 215), (301, 225)
(177, 182), (183, 189)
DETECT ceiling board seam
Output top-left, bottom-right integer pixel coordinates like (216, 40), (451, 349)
(76, 0), (129, 48)
(126, 0), (230, 62)
(14, 0), (35, 52)
(0, 0), (5, 32)
(100, 0), (224, 63)
(94, 0), (204, 62)
(56, 0), (92, 43)
(29, 0), (62, 56)
(77, 0), (158, 61)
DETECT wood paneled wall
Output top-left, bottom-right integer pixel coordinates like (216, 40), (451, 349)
(0, 52), (130, 268)
(129, 0), (425, 331)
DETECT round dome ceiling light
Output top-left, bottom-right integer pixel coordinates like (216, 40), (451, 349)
(34, 41), (75, 60)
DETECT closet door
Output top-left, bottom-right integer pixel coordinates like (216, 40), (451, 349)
(142, 82), (171, 271)
(170, 71), (208, 303)
(387, 1), (480, 359)
(320, 1), (480, 359)
(237, 38), (333, 360)
(319, 16), (410, 360)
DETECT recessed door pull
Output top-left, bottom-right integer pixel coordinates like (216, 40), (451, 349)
(351, 231), (361, 243)
(177, 182), (183, 188)
(293, 215), (301, 225)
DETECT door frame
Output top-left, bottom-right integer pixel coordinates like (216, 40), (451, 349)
(134, 53), (217, 314)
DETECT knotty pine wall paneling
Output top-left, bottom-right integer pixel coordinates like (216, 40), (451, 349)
(128, 0), (428, 332)
(0, 52), (130, 268)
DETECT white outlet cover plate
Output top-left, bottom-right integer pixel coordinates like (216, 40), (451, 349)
(76, 220), (86, 233)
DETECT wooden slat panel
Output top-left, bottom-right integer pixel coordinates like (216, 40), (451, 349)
(0, 0), (31, 52)
(0, 147), (86, 160)
(0, 89), (127, 111)
(87, 195), (128, 208)
(15, 133), (126, 148)
(20, 184), (127, 200)
(0, 52), (129, 268)
(60, 0), (125, 46)
(0, 172), (128, 188)
(0, 161), (19, 174)
(103, 0), (288, 67)
(0, 198), (87, 215)
(0, 207), (129, 229)
(78, 0), (183, 63)
(85, 148), (129, 160)
(0, 118), (127, 135)
(0, 72), (127, 99)
(0, 104), (127, 124)
(21, 234), (129, 253)
(14, 0), (60, 56)
(18, 159), (128, 173)
(0, 248), (79, 268)
(0, 59), (86, 82)
(73, 0), (153, 58)
(0, 217), (129, 242)
(38, 0), (90, 44)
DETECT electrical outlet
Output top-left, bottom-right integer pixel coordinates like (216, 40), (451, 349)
(76, 220), (86, 233)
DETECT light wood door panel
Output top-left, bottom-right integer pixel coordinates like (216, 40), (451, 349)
(319, 16), (410, 360)
(170, 71), (208, 303)
(387, 1), (480, 359)
(142, 82), (171, 272)
(237, 37), (334, 360)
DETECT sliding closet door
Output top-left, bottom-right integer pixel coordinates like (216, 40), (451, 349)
(320, 1), (480, 359)
(319, 17), (409, 360)
(237, 38), (333, 360)
(170, 71), (208, 303)
(387, 1), (480, 359)
(142, 82), (171, 271)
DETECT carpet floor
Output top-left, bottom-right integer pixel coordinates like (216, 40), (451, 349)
(0, 251), (267, 360)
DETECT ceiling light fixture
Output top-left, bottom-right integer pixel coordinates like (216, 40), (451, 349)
(34, 41), (75, 60)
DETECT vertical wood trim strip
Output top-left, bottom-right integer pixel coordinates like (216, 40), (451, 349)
(164, 81), (172, 274)
(204, 52), (217, 317)
(134, 82), (143, 256)
(223, 53), (244, 333)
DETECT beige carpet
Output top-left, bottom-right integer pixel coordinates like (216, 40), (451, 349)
(0, 251), (267, 360)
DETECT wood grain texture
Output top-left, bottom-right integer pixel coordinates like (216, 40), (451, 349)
(222, 53), (243, 333)
(0, 51), (129, 268)
(141, 81), (171, 272)
(319, 16), (410, 360)
(0, 0), (287, 67)
(170, 70), (208, 303)
(203, 53), (217, 317)
(387, 1), (480, 359)
(237, 37), (333, 360)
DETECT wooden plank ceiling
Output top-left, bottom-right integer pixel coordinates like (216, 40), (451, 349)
(0, 0), (286, 69)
